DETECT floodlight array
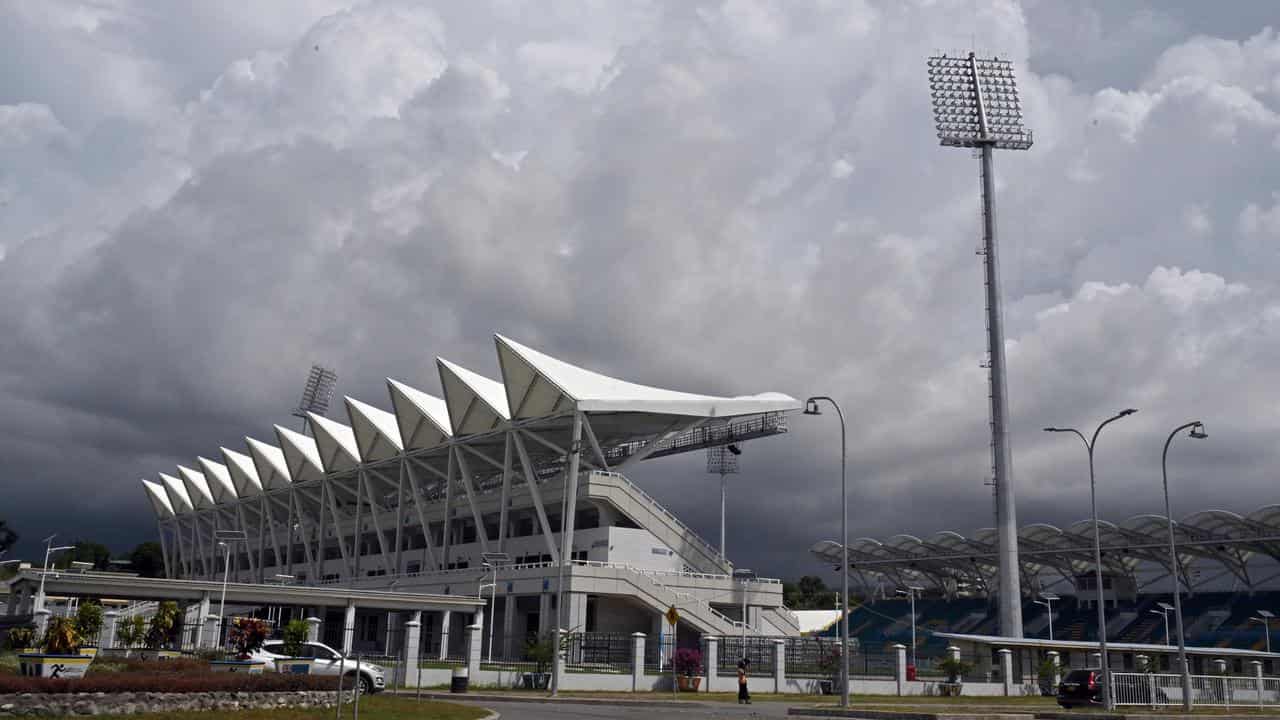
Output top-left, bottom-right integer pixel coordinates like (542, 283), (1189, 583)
(706, 445), (739, 475)
(295, 364), (339, 417)
(927, 54), (1032, 150)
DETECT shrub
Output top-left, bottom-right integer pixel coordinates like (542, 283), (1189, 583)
(228, 617), (270, 659)
(145, 602), (179, 650)
(42, 617), (81, 655)
(5, 626), (36, 651)
(282, 619), (309, 658)
(673, 648), (703, 677)
(939, 657), (974, 682)
(0, 669), (333, 694)
(116, 616), (146, 648)
(523, 634), (555, 675)
(74, 602), (104, 643)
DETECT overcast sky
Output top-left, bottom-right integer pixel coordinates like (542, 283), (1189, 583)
(3, 0), (1279, 582)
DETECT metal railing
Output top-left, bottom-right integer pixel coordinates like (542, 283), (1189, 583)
(1111, 672), (1280, 709)
(589, 471), (726, 566)
(565, 632), (634, 674)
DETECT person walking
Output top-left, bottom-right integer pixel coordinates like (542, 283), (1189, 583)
(737, 658), (751, 704)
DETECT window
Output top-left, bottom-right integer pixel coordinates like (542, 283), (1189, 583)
(310, 645), (336, 660)
(263, 643), (284, 655)
(406, 562), (421, 574)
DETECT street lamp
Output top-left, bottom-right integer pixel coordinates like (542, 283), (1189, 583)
(1151, 603), (1174, 646)
(1044, 408), (1138, 710)
(733, 568), (757, 659)
(37, 536), (75, 612)
(1035, 594), (1059, 642)
(803, 396), (850, 708)
(896, 586), (924, 671)
(1161, 420), (1207, 711)
(1252, 610), (1274, 654)
(481, 552), (511, 663)
(214, 530), (248, 629)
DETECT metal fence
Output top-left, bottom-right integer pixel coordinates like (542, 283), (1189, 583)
(643, 633), (676, 674)
(1111, 672), (1280, 709)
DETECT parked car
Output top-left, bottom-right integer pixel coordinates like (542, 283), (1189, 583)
(252, 641), (386, 694)
(1057, 668), (1169, 708)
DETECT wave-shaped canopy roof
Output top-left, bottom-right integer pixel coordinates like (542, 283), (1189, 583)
(813, 505), (1280, 595)
(142, 334), (798, 518)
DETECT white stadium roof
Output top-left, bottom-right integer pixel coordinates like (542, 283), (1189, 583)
(141, 333), (800, 518)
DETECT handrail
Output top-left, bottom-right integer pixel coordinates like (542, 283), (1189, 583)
(589, 471), (728, 567)
(317, 558), (782, 587)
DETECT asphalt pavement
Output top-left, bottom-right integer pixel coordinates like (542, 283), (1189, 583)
(453, 698), (796, 719)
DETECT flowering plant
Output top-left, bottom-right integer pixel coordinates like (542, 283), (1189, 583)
(673, 647), (703, 677)
(228, 618), (270, 659)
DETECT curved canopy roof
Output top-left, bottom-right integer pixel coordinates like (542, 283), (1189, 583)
(813, 504), (1280, 595)
(142, 479), (175, 518)
(142, 333), (799, 518)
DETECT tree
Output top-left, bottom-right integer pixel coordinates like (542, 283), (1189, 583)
(784, 575), (841, 610)
(59, 540), (113, 570)
(128, 541), (166, 578)
(0, 519), (16, 556)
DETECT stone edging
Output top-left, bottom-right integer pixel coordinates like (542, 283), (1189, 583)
(400, 690), (706, 708)
(0, 690), (336, 716)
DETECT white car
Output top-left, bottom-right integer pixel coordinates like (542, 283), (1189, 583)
(253, 641), (387, 694)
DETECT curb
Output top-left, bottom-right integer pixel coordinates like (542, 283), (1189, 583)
(400, 691), (709, 708)
(478, 712), (501, 720)
(787, 710), (1032, 720)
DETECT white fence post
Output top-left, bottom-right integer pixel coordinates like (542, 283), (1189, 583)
(893, 644), (907, 696)
(632, 633), (645, 692)
(1254, 661), (1264, 710)
(774, 639), (785, 694)
(998, 649), (1013, 697)
(1046, 650), (1060, 689)
(305, 616), (321, 643)
(404, 612), (422, 689)
(466, 623), (482, 680)
(101, 611), (119, 651)
(203, 614), (220, 650)
(703, 636), (718, 693)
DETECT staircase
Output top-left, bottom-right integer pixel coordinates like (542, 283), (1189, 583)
(585, 471), (731, 575)
(569, 563), (741, 636)
(1120, 616), (1162, 643)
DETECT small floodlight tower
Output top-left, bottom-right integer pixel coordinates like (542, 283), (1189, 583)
(707, 444), (741, 558)
(927, 52), (1033, 638)
(292, 364), (338, 436)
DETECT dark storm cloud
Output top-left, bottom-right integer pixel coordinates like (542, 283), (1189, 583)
(2, 0), (1280, 583)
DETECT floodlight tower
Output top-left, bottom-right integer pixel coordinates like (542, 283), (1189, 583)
(927, 52), (1033, 639)
(707, 444), (741, 558)
(292, 364), (338, 436)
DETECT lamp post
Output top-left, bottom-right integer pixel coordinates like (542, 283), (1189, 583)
(804, 396), (849, 708)
(733, 568), (757, 659)
(1149, 602), (1173, 646)
(37, 536), (74, 612)
(1035, 594), (1059, 642)
(1161, 420), (1206, 711)
(896, 586), (923, 671)
(213, 530), (247, 634)
(1252, 610), (1274, 654)
(1044, 408), (1138, 711)
(481, 552), (511, 663)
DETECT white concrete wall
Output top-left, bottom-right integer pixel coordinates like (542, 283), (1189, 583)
(601, 528), (683, 572)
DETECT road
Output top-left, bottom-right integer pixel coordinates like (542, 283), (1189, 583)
(452, 699), (798, 719)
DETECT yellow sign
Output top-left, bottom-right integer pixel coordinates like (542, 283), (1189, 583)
(666, 606), (680, 626)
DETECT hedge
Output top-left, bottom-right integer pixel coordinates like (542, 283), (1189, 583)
(0, 669), (335, 694)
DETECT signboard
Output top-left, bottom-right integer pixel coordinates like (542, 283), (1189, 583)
(665, 605), (680, 626)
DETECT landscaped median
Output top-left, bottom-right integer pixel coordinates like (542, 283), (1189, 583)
(2, 695), (491, 719)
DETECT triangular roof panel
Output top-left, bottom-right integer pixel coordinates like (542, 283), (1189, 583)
(301, 415), (360, 473)
(142, 479), (175, 518)
(387, 378), (453, 450)
(159, 472), (193, 514)
(345, 396), (403, 461)
(220, 446), (263, 497)
(273, 425), (327, 482)
(196, 457), (237, 503)
(177, 465), (215, 509)
(495, 334), (800, 418)
(437, 358), (510, 436)
(245, 436), (292, 490)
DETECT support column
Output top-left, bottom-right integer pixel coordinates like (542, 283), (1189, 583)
(404, 612), (423, 688)
(438, 611), (452, 660)
(34, 609), (51, 638)
(894, 644), (907, 696)
(502, 594), (517, 659)
(565, 593), (587, 633)
(194, 592), (211, 649)
(539, 594), (553, 637)
(773, 638), (785, 694)
(703, 636), (718, 693)
(999, 649), (1013, 697)
(204, 614), (220, 650)
(305, 616), (322, 643)
(343, 601), (356, 655)
(632, 633), (646, 692)
(1046, 650), (1060, 689)
(101, 612), (120, 651)
(1254, 661), (1264, 710)
(467, 623), (483, 679)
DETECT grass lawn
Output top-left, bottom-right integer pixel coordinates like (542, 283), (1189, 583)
(93, 695), (488, 720)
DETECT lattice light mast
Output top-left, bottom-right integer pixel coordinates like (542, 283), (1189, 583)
(707, 444), (740, 558)
(292, 364), (338, 436)
(927, 52), (1033, 638)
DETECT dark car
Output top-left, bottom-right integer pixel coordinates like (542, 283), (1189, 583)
(1057, 668), (1168, 708)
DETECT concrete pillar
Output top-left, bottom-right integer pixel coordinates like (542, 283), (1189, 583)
(947, 645), (961, 662)
(342, 601), (356, 655)
(33, 587), (47, 615)
(194, 593), (211, 649)
(538, 593), (552, 636)
(1091, 652), (1102, 669)
(773, 638), (786, 694)
(1212, 658), (1227, 675)
(1046, 650), (1061, 689)
(98, 611), (119, 651)
(34, 609), (51, 638)
(502, 594), (517, 659)
(632, 633), (646, 692)
(204, 615), (220, 650)
(999, 649), (1013, 696)
(1253, 661), (1264, 709)
(466, 623), (483, 679)
(565, 593), (587, 633)
(893, 643), (907, 696)
(305, 616), (322, 643)
(438, 610), (451, 660)
(404, 612), (422, 688)
(703, 636), (718, 693)
(1135, 654), (1149, 671)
